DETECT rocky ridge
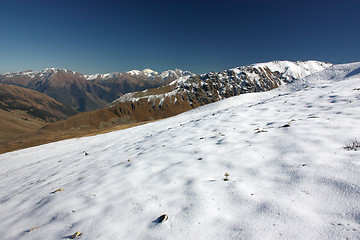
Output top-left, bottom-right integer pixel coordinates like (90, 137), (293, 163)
(112, 60), (332, 111)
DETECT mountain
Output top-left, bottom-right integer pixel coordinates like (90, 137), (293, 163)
(0, 68), (193, 112)
(0, 83), (76, 122)
(42, 60), (332, 132)
(1, 62), (359, 240)
(114, 60), (332, 105)
(0, 83), (77, 146)
(0, 69), (112, 112)
(87, 68), (193, 101)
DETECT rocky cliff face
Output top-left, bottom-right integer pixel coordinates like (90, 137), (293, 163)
(42, 60), (332, 131)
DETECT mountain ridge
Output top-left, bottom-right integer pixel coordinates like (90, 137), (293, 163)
(112, 60), (332, 107)
(0, 68), (193, 112)
(3, 67), (192, 82)
(42, 60), (332, 132)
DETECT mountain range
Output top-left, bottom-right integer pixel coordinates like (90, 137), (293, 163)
(41, 60), (332, 132)
(0, 68), (192, 112)
(0, 60), (333, 152)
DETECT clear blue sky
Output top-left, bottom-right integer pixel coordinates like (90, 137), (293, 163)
(0, 0), (359, 74)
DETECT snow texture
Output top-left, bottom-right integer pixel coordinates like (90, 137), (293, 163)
(1, 63), (360, 240)
(252, 60), (332, 82)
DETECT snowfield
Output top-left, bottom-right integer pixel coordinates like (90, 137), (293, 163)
(1, 63), (360, 240)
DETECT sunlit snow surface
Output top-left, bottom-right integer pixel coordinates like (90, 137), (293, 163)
(1, 63), (360, 240)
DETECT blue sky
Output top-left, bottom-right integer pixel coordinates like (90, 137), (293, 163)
(0, 0), (359, 74)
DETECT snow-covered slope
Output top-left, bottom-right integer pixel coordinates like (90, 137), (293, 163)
(1, 62), (360, 240)
(252, 60), (332, 82)
(303, 61), (360, 83)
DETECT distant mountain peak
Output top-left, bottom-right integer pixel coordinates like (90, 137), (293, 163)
(142, 68), (158, 75)
(85, 68), (194, 81)
(125, 68), (159, 78)
(41, 68), (78, 75)
(3, 68), (80, 78)
(126, 70), (142, 76)
(4, 70), (37, 78)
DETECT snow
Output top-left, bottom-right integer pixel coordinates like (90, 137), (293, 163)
(251, 60), (333, 82)
(85, 73), (115, 80)
(3, 69), (80, 79)
(2, 68), (191, 82)
(113, 92), (139, 103)
(84, 69), (192, 81)
(84, 73), (101, 80)
(160, 70), (177, 79)
(42, 68), (73, 74)
(4, 70), (37, 79)
(126, 69), (159, 77)
(169, 75), (192, 85)
(127, 70), (142, 76)
(142, 68), (159, 77)
(159, 69), (192, 80)
(1, 63), (360, 239)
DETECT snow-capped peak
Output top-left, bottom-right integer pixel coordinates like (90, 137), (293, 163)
(3, 70), (37, 78)
(126, 69), (159, 77)
(84, 73), (116, 81)
(126, 70), (142, 76)
(83, 68), (193, 81)
(43, 67), (61, 72)
(41, 68), (77, 75)
(2, 68), (80, 79)
(159, 69), (194, 82)
(142, 68), (159, 76)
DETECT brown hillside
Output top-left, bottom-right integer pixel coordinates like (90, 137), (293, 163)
(0, 83), (156, 154)
(0, 83), (80, 153)
(0, 108), (45, 141)
(0, 120), (150, 154)
(27, 70), (113, 112)
(41, 93), (193, 132)
(0, 83), (77, 122)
